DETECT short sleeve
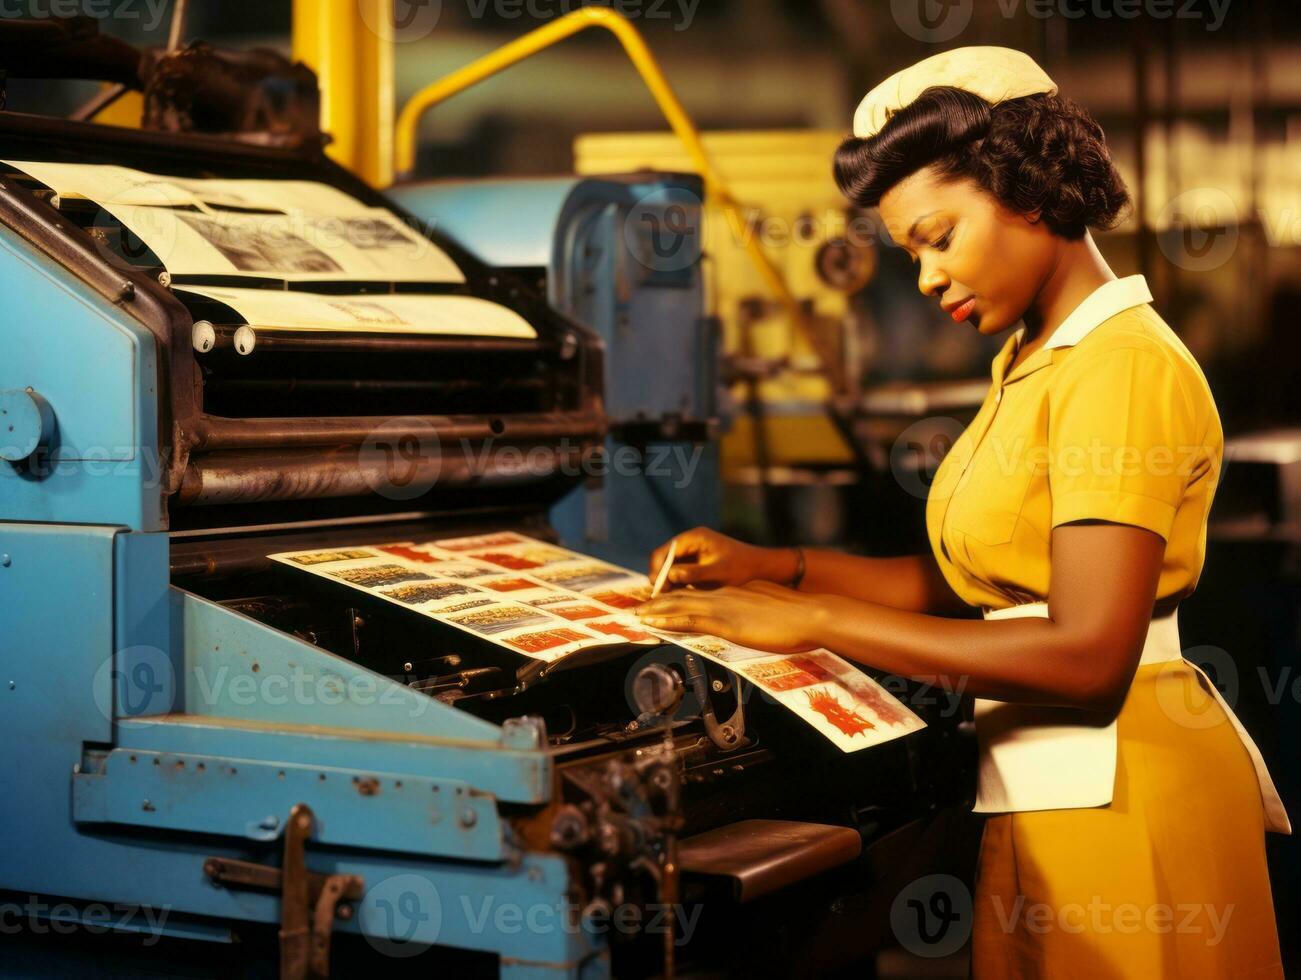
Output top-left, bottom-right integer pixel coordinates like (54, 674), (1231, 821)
(1047, 346), (1202, 541)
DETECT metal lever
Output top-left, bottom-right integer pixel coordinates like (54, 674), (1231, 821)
(203, 803), (364, 979)
(682, 653), (748, 752)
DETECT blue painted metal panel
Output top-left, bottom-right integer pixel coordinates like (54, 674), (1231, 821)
(170, 587), (508, 745)
(0, 523), (118, 900)
(387, 179), (580, 268)
(113, 714), (552, 806)
(0, 224), (162, 530)
(0, 528), (601, 972)
(74, 749), (506, 860)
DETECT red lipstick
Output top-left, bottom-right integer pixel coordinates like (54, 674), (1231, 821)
(949, 297), (975, 323)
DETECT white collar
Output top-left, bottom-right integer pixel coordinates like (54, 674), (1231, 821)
(1012, 274), (1154, 351)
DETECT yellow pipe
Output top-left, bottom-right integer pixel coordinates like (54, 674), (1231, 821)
(393, 8), (837, 385)
(293, 0), (394, 187)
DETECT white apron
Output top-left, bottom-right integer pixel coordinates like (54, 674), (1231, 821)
(973, 601), (1292, 835)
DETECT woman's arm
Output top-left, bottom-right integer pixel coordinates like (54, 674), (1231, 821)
(795, 548), (971, 616)
(648, 528), (969, 615)
(638, 521), (1166, 714)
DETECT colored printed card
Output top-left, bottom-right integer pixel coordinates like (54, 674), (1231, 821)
(269, 532), (924, 751)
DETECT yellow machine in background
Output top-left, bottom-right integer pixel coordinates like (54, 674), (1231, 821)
(577, 129), (869, 479)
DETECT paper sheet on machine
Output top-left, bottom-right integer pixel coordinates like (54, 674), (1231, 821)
(270, 532), (925, 753)
(176, 285), (537, 339)
(3, 159), (465, 284)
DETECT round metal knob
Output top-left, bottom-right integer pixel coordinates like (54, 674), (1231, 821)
(0, 388), (53, 463)
(632, 662), (685, 719)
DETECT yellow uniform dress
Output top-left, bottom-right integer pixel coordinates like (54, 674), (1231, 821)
(923, 276), (1288, 978)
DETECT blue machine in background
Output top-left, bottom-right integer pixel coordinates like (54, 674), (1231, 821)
(390, 174), (723, 570)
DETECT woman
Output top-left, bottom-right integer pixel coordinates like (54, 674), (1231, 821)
(636, 47), (1290, 978)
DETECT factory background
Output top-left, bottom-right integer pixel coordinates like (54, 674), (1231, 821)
(2, 1), (1298, 977)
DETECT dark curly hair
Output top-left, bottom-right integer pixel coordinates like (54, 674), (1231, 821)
(834, 87), (1130, 239)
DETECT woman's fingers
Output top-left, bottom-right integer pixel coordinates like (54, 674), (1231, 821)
(668, 562), (720, 586)
(647, 527), (710, 578)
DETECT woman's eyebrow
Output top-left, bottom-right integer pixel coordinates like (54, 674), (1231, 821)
(906, 211), (940, 243)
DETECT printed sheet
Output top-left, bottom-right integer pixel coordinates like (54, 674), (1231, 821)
(176, 285), (537, 339)
(270, 533), (924, 752)
(3, 160), (464, 284)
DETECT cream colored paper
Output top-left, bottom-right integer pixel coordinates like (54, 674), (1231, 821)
(105, 202), (462, 283)
(4, 160), (464, 284)
(177, 286), (537, 339)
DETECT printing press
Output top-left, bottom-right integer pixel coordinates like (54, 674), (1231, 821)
(0, 45), (974, 980)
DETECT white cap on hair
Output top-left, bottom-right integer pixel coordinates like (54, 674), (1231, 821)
(852, 46), (1057, 138)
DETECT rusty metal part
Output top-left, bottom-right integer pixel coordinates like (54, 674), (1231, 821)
(677, 819), (862, 904)
(190, 410), (605, 451)
(203, 803), (363, 980)
(682, 653), (747, 752)
(177, 442), (590, 505)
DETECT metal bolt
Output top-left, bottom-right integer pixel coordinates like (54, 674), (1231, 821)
(459, 807), (477, 828)
(0, 554), (10, 567)
(259, 815), (280, 832)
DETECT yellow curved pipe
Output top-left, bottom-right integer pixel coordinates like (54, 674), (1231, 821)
(393, 7), (836, 384)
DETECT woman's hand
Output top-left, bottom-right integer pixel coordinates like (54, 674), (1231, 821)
(648, 527), (796, 591)
(635, 580), (821, 654)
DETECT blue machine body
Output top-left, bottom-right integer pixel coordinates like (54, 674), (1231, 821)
(0, 133), (643, 980)
(389, 174), (723, 570)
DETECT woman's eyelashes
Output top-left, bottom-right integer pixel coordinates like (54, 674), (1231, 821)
(907, 228), (954, 264)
